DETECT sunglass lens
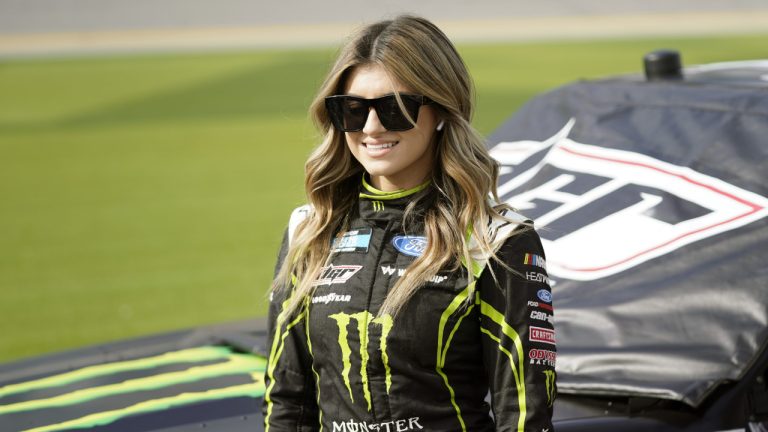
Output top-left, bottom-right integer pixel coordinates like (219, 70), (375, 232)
(341, 99), (368, 131)
(378, 96), (419, 131)
(326, 97), (363, 132)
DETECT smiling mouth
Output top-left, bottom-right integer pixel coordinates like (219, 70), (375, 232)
(365, 141), (398, 150)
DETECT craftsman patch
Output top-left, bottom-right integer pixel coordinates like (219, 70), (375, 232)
(530, 326), (556, 345)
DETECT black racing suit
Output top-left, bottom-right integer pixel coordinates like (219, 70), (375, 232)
(263, 181), (557, 432)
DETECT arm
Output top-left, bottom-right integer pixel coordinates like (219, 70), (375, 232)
(262, 229), (319, 431)
(478, 226), (556, 432)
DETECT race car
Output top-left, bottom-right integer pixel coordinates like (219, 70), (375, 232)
(1, 52), (766, 432)
(487, 51), (768, 431)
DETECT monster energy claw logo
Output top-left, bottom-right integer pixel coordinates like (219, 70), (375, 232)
(543, 370), (556, 407)
(329, 311), (393, 411)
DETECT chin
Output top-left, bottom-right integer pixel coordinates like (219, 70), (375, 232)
(361, 164), (397, 178)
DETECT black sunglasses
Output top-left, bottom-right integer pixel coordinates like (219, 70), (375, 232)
(325, 93), (433, 132)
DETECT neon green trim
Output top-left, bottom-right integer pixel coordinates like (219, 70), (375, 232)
(264, 301), (306, 432)
(435, 284), (473, 432)
(478, 299), (527, 432)
(23, 376), (264, 432)
(0, 354), (264, 415)
(304, 298), (323, 431)
(441, 303), (476, 367)
(459, 224), (484, 278)
(459, 255), (483, 279)
(0, 346), (231, 398)
(359, 176), (430, 200)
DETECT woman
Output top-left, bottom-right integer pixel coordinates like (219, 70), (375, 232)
(264, 15), (556, 431)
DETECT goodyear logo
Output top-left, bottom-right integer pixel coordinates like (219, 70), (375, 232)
(392, 236), (427, 257)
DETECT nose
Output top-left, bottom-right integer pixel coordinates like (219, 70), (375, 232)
(362, 107), (386, 135)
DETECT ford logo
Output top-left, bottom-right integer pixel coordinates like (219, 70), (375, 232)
(537, 289), (552, 303)
(392, 236), (427, 257)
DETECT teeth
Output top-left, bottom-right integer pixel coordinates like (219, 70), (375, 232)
(366, 142), (396, 150)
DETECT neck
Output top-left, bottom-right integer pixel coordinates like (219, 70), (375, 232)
(369, 174), (428, 192)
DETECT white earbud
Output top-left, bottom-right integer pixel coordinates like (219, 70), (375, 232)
(436, 120), (445, 131)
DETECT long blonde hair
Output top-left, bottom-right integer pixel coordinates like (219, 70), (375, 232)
(275, 15), (516, 318)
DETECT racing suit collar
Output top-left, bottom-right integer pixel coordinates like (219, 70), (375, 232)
(358, 176), (431, 200)
(357, 176), (432, 224)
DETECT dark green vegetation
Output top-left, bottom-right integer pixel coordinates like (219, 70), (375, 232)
(1, 34), (765, 362)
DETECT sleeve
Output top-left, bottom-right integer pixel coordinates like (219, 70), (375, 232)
(262, 228), (320, 431)
(477, 226), (556, 432)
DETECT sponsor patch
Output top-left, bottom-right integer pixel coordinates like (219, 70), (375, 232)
(332, 417), (423, 432)
(527, 300), (554, 312)
(529, 348), (557, 367)
(332, 228), (372, 253)
(537, 289), (553, 303)
(530, 326), (556, 345)
(392, 235), (428, 257)
(530, 310), (553, 324)
(543, 370), (557, 407)
(524, 253), (547, 269)
(312, 292), (352, 305)
(329, 311), (393, 409)
(380, 266), (448, 284)
(490, 119), (768, 281)
(526, 271), (551, 285)
(313, 265), (363, 286)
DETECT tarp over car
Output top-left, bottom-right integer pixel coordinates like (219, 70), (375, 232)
(487, 60), (768, 410)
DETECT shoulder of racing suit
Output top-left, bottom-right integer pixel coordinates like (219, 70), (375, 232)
(287, 204), (312, 247)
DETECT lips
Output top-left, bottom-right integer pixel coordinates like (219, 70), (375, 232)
(364, 141), (398, 149)
(362, 141), (399, 157)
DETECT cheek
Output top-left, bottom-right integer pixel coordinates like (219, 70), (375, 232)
(411, 128), (436, 150)
(344, 132), (359, 151)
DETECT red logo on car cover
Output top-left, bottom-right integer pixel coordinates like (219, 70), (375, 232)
(491, 119), (768, 281)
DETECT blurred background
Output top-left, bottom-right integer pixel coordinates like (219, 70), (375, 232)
(1, 0), (766, 363)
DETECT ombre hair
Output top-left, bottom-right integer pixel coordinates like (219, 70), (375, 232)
(274, 15), (519, 318)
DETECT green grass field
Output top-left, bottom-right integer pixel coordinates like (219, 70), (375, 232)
(1, 34), (766, 363)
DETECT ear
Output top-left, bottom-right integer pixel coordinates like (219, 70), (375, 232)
(436, 120), (445, 131)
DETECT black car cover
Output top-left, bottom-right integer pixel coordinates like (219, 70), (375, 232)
(487, 68), (768, 408)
